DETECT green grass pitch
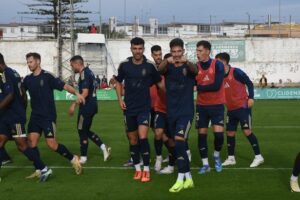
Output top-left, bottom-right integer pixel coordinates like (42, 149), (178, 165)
(1, 100), (300, 200)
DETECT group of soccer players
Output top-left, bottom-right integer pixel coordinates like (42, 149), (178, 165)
(0, 52), (111, 182)
(113, 37), (266, 192)
(0, 37), (299, 193)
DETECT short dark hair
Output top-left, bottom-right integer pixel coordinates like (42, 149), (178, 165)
(196, 40), (211, 51)
(169, 38), (184, 49)
(164, 53), (172, 59)
(0, 53), (5, 65)
(215, 52), (230, 64)
(151, 45), (161, 53)
(26, 52), (41, 60)
(70, 55), (84, 63)
(130, 37), (145, 46)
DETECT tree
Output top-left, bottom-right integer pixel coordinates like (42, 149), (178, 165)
(20, 0), (90, 38)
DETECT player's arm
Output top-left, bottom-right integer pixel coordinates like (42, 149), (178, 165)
(158, 57), (173, 75)
(234, 68), (255, 108)
(0, 93), (13, 110)
(156, 79), (165, 93)
(63, 84), (85, 105)
(0, 75), (13, 110)
(180, 56), (198, 76)
(115, 64), (126, 110)
(21, 85), (27, 109)
(197, 61), (224, 92)
(115, 81), (126, 110)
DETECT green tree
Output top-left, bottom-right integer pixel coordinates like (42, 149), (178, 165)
(20, 0), (90, 38)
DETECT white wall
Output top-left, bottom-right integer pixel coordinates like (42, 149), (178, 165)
(106, 38), (300, 84)
(1, 38), (300, 84)
(0, 40), (57, 77)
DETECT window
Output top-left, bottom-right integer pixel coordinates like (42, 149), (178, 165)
(11, 28), (15, 33)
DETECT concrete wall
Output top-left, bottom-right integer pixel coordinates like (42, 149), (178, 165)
(106, 38), (300, 84)
(0, 38), (300, 85)
(0, 40), (57, 77)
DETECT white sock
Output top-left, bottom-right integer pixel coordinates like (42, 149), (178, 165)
(134, 164), (141, 171)
(214, 150), (220, 157)
(100, 144), (106, 151)
(202, 158), (209, 166)
(185, 172), (192, 180)
(255, 154), (263, 159)
(291, 175), (298, 181)
(143, 166), (150, 172)
(228, 155), (235, 160)
(177, 173), (185, 181)
(186, 150), (191, 155)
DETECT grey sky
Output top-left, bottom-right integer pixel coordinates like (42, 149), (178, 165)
(1, 0), (300, 24)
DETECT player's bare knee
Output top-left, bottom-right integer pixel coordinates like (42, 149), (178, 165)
(227, 131), (235, 137)
(198, 128), (208, 134)
(213, 125), (224, 132)
(0, 137), (7, 147)
(128, 135), (138, 145)
(175, 136), (185, 141)
(155, 131), (163, 140)
(46, 139), (58, 150)
(243, 129), (251, 136)
(15, 138), (28, 151)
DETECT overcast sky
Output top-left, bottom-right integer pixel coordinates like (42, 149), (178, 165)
(1, 0), (300, 24)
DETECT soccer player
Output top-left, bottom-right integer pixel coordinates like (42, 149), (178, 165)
(150, 45), (167, 172)
(150, 49), (176, 174)
(69, 55), (111, 164)
(0, 75), (12, 166)
(23, 52), (84, 177)
(158, 38), (197, 192)
(290, 152), (300, 192)
(0, 53), (51, 182)
(215, 52), (264, 167)
(150, 45), (163, 171)
(115, 37), (163, 182)
(195, 40), (225, 174)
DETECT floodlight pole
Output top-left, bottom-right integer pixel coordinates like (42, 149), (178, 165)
(57, 0), (63, 78)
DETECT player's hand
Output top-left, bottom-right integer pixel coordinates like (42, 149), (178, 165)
(180, 55), (187, 63)
(119, 100), (126, 110)
(167, 56), (174, 64)
(68, 103), (76, 116)
(248, 99), (254, 108)
(76, 93), (85, 105)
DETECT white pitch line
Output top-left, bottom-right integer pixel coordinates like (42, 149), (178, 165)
(255, 125), (300, 129)
(1, 166), (292, 170)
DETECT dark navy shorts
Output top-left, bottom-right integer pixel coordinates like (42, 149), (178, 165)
(167, 116), (193, 139)
(196, 105), (225, 129)
(154, 111), (167, 130)
(150, 109), (156, 129)
(77, 113), (95, 131)
(0, 117), (26, 138)
(226, 107), (252, 131)
(124, 112), (151, 132)
(28, 117), (56, 138)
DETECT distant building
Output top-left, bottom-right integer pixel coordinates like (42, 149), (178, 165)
(0, 23), (69, 40)
(248, 23), (300, 38)
(0, 23), (41, 40)
(219, 22), (253, 37)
